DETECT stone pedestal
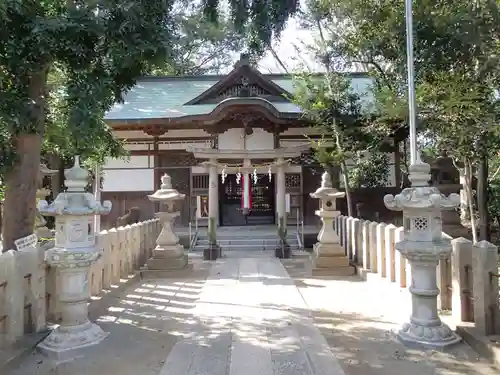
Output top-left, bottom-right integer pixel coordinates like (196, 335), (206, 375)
(37, 156), (112, 361)
(312, 210), (353, 276)
(310, 172), (353, 276)
(38, 251), (108, 361)
(145, 174), (189, 273)
(146, 211), (187, 270)
(384, 161), (461, 349)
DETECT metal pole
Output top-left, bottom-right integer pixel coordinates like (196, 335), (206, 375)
(405, 0), (418, 164)
(189, 222), (192, 250)
(94, 165), (101, 233)
(301, 220), (304, 250)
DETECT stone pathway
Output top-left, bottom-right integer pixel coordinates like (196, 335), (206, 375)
(4, 253), (499, 375)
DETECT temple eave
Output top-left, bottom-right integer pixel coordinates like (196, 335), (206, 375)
(188, 145), (310, 160)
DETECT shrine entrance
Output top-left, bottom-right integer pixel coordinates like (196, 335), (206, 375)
(219, 173), (275, 226)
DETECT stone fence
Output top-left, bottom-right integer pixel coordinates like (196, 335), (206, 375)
(0, 219), (161, 349)
(335, 215), (500, 337)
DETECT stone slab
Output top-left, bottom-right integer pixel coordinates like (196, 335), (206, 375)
(311, 266), (356, 277)
(0, 330), (50, 371)
(313, 255), (350, 268)
(146, 254), (188, 270)
(457, 323), (500, 368)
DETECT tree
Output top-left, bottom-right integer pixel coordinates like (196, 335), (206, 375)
(306, 0), (500, 240)
(0, 0), (297, 251)
(150, 4), (245, 75)
(349, 152), (389, 188)
(294, 70), (379, 216)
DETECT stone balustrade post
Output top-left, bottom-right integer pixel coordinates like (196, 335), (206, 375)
(117, 226), (127, 278)
(472, 241), (500, 335)
(345, 217), (353, 256)
(394, 227), (407, 288)
(361, 220), (370, 270)
(376, 223), (387, 278)
(437, 233), (453, 311)
(1, 251), (24, 344)
(451, 237), (473, 323)
(137, 222), (145, 263)
(126, 225), (134, 273)
(337, 216), (343, 245)
(130, 223), (138, 267)
(385, 224), (397, 282)
(350, 218), (360, 262)
(107, 228), (119, 284)
(368, 222), (378, 272)
(341, 216), (347, 249)
(99, 230), (111, 289)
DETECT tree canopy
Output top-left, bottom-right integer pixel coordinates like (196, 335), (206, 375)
(0, 0), (299, 250)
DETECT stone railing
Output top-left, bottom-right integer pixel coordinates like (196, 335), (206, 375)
(0, 219), (161, 349)
(335, 215), (500, 337)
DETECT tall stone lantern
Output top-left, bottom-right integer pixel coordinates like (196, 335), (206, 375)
(37, 156), (112, 360)
(146, 174), (188, 271)
(310, 171), (352, 276)
(35, 164), (58, 238)
(384, 161), (461, 348)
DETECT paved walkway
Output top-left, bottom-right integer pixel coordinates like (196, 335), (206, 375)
(4, 253), (499, 375)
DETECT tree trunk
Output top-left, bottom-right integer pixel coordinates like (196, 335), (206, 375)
(463, 160), (478, 243)
(2, 68), (47, 251)
(477, 152), (490, 241)
(48, 153), (63, 198)
(2, 134), (43, 251)
(341, 160), (354, 217)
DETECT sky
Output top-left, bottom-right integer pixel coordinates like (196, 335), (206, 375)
(257, 17), (320, 73)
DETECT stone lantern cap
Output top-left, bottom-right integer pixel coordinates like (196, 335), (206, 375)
(384, 162), (459, 211)
(310, 171), (346, 200)
(38, 155), (112, 216)
(148, 174), (186, 202)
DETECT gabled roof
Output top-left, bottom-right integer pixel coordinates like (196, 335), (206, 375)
(184, 54), (292, 105)
(104, 55), (374, 123)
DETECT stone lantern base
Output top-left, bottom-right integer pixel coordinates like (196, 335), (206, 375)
(38, 250), (108, 361)
(311, 243), (354, 276)
(38, 321), (108, 362)
(146, 244), (188, 271)
(311, 211), (354, 277)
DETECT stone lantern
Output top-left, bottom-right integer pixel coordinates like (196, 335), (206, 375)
(309, 171), (352, 276)
(37, 156), (112, 360)
(146, 173), (187, 272)
(35, 164), (58, 238)
(384, 161), (461, 348)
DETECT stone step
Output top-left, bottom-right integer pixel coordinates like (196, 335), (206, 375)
(192, 243), (301, 252)
(196, 238), (298, 245)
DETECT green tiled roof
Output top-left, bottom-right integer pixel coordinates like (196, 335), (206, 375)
(104, 74), (373, 121)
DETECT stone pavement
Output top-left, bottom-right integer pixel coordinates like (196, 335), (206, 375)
(4, 252), (499, 375)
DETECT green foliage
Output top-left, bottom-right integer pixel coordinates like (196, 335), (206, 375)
(349, 152), (389, 188)
(306, 0), (500, 157)
(150, 4), (245, 75)
(0, 184), (4, 202)
(277, 216), (287, 241)
(204, 0), (300, 53)
(293, 72), (376, 162)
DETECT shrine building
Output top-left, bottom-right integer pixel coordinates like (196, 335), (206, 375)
(101, 54), (398, 228)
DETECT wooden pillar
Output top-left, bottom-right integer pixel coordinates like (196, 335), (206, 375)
(153, 137), (160, 190)
(153, 137), (160, 213)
